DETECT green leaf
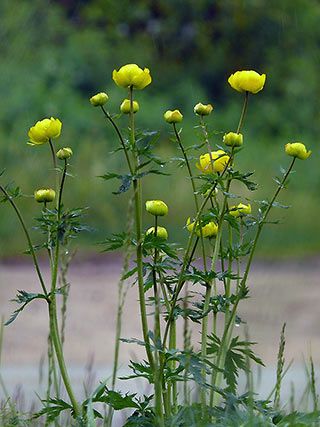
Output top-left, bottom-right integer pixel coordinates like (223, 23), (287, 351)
(33, 398), (72, 422)
(113, 174), (132, 195)
(103, 390), (139, 410)
(100, 232), (128, 252)
(5, 290), (47, 326)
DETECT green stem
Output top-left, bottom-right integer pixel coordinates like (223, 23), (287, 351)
(0, 185), (48, 296)
(100, 106), (134, 176)
(210, 157), (296, 405)
(236, 91), (249, 134)
(129, 86), (154, 370)
(48, 159), (81, 418)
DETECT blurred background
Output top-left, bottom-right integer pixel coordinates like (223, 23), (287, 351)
(0, 0), (319, 258)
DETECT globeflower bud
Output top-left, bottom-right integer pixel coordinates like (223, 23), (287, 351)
(146, 226), (168, 240)
(34, 188), (56, 203)
(90, 92), (109, 107)
(223, 132), (243, 147)
(163, 110), (183, 124)
(285, 142), (311, 160)
(145, 200), (168, 216)
(194, 103), (214, 116)
(186, 218), (218, 238)
(228, 70), (266, 94)
(56, 147), (73, 160)
(196, 150), (230, 174)
(229, 203), (251, 218)
(28, 117), (62, 145)
(120, 99), (139, 114)
(112, 64), (152, 90)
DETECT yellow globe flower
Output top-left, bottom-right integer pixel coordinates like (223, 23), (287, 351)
(145, 200), (168, 216)
(229, 203), (251, 218)
(90, 92), (109, 106)
(34, 188), (56, 203)
(223, 132), (243, 147)
(163, 109), (183, 124)
(146, 226), (168, 240)
(28, 117), (62, 145)
(194, 103), (214, 116)
(112, 64), (152, 90)
(196, 150), (230, 174)
(285, 142), (311, 160)
(228, 70), (266, 94)
(186, 218), (218, 238)
(120, 99), (139, 114)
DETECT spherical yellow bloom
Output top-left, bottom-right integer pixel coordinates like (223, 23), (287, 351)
(223, 132), (243, 147)
(285, 142), (311, 160)
(194, 103), (214, 116)
(146, 226), (168, 240)
(90, 92), (109, 106)
(145, 200), (168, 216)
(34, 188), (56, 203)
(163, 109), (183, 124)
(112, 64), (152, 90)
(228, 70), (266, 94)
(196, 150), (230, 174)
(120, 99), (139, 114)
(28, 117), (62, 145)
(229, 203), (252, 218)
(186, 218), (218, 238)
(57, 147), (73, 160)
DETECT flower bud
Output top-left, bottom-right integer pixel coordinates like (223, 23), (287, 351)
(163, 110), (183, 124)
(196, 150), (230, 174)
(145, 200), (168, 216)
(223, 132), (243, 147)
(203, 187), (218, 198)
(229, 203), (251, 218)
(34, 188), (56, 203)
(56, 147), (73, 160)
(120, 99), (139, 114)
(186, 218), (218, 238)
(285, 142), (311, 160)
(146, 226), (168, 240)
(194, 103), (214, 116)
(90, 92), (109, 107)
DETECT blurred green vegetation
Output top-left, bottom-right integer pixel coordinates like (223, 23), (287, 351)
(0, 0), (319, 257)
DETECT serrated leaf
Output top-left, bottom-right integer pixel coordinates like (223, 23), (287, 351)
(5, 290), (47, 326)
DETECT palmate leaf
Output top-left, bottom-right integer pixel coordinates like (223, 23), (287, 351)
(102, 390), (139, 410)
(5, 290), (47, 326)
(100, 232), (130, 252)
(230, 170), (257, 191)
(33, 398), (72, 422)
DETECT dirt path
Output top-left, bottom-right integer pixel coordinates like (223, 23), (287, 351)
(0, 255), (319, 393)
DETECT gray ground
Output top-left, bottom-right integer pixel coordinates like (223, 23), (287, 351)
(0, 255), (320, 411)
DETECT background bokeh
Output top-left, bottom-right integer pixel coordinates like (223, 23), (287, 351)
(0, 0), (319, 257)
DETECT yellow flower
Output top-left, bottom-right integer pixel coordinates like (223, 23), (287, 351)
(146, 226), (168, 240)
(28, 117), (62, 145)
(186, 218), (218, 238)
(285, 142), (311, 160)
(223, 132), (243, 147)
(163, 109), (183, 124)
(57, 147), (73, 160)
(228, 70), (266, 94)
(145, 200), (168, 216)
(194, 103), (214, 116)
(112, 64), (152, 90)
(34, 188), (56, 203)
(120, 99), (139, 114)
(196, 150), (230, 174)
(90, 92), (109, 106)
(229, 203), (251, 218)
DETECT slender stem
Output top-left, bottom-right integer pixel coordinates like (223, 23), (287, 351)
(129, 86), (154, 370)
(49, 139), (59, 191)
(210, 157), (296, 405)
(48, 159), (81, 418)
(100, 106), (134, 176)
(173, 123), (207, 271)
(236, 91), (249, 134)
(0, 186), (48, 296)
